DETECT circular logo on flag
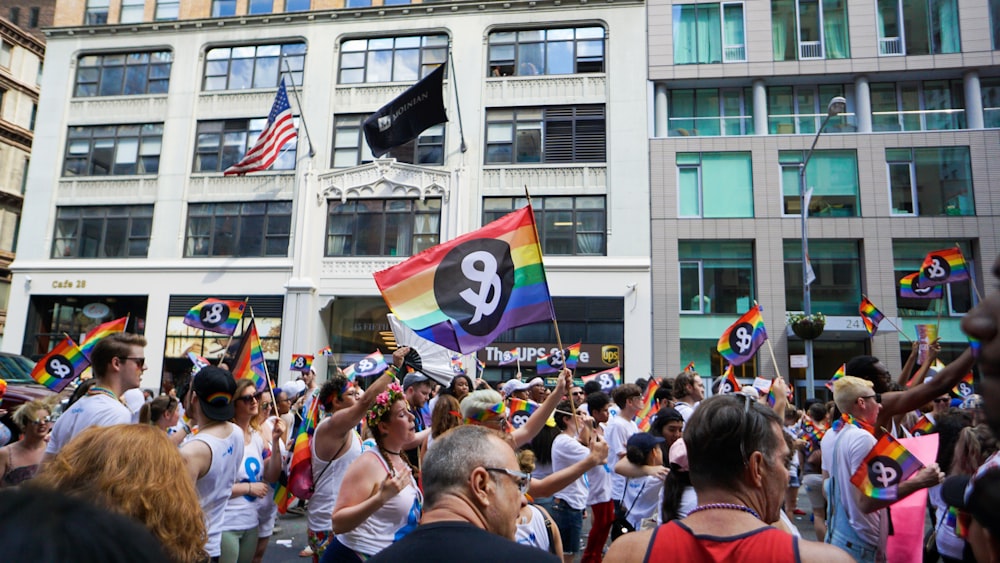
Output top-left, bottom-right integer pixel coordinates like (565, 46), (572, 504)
(510, 409), (532, 429)
(597, 372), (616, 392)
(546, 350), (565, 370)
(729, 322), (755, 356)
(200, 302), (231, 328)
(46, 355), (73, 379)
(867, 455), (902, 489)
(434, 239), (514, 337)
(718, 380), (735, 394)
(910, 275), (933, 296)
(924, 255), (950, 282)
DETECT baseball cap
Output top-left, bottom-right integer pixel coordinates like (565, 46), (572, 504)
(402, 372), (430, 390)
(941, 468), (1000, 537)
(501, 379), (532, 396)
(627, 432), (665, 455)
(192, 366), (237, 422)
(669, 438), (689, 471)
(527, 377), (545, 388)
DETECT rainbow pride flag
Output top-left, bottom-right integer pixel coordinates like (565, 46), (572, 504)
(969, 335), (981, 358)
(636, 380), (660, 431)
(31, 337), (90, 392)
(507, 397), (539, 416)
(374, 206), (555, 354)
(683, 361), (695, 372)
(274, 472), (294, 515)
(290, 354), (313, 373)
(187, 351), (211, 374)
(231, 320), (267, 392)
(951, 371), (974, 398)
(582, 366), (620, 393)
(467, 400), (507, 423)
(183, 298), (246, 336)
(78, 316), (128, 359)
(715, 364), (740, 395)
(286, 389), (321, 502)
(0, 378), (8, 403)
(318, 346), (333, 357)
(826, 363), (846, 391)
(910, 414), (935, 436)
(498, 347), (520, 365)
(850, 433), (924, 499)
(899, 272), (942, 299)
(919, 247), (969, 287)
(859, 297), (885, 337)
(342, 350), (387, 381)
(800, 418), (826, 454)
(536, 343), (581, 375)
(946, 506), (971, 539)
(717, 305), (767, 366)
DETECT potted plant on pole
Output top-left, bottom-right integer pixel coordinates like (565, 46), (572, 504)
(787, 312), (826, 340)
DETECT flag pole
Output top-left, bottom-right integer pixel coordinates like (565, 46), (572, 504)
(752, 300), (782, 378)
(862, 294), (912, 343)
(447, 49), (467, 153)
(218, 297), (250, 367)
(248, 305), (278, 406)
(282, 57), (315, 158)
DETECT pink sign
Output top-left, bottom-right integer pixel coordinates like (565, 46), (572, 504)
(886, 434), (939, 563)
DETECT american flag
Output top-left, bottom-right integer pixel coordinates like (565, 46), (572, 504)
(224, 79), (297, 175)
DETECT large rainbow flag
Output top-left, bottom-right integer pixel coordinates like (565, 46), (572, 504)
(636, 379), (660, 431)
(850, 433), (924, 499)
(78, 316), (128, 359)
(374, 205), (555, 354)
(919, 247), (969, 286)
(231, 320), (267, 392)
(899, 272), (942, 299)
(183, 298), (246, 336)
(859, 296), (885, 337)
(537, 342), (580, 375)
(717, 305), (767, 366)
(31, 337), (90, 392)
(283, 389), (321, 510)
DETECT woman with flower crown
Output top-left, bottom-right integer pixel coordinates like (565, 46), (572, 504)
(324, 368), (423, 562)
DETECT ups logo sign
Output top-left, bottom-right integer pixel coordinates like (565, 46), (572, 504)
(601, 345), (620, 365)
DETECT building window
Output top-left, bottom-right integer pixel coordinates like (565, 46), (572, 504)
(982, 78), (1000, 127)
(345, 0), (371, 5)
(332, 115), (444, 167)
(30, 104), (36, 130)
(893, 240), (974, 316)
(483, 196), (606, 256)
(204, 43), (305, 91)
(52, 205), (153, 258)
(64, 124), (163, 177)
(993, 0), (1000, 49)
(887, 147), (973, 216)
(679, 240), (755, 314)
(85, 0), (109, 24)
(487, 26), (605, 76)
(155, 0), (179, 21)
(668, 88), (753, 137)
(485, 105), (605, 164)
(783, 240), (861, 315)
(871, 80), (965, 132)
(211, 0), (236, 17)
(9, 7), (19, 25)
(120, 0), (144, 23)
(285, 0), (310, 11)
(677, 152), (753, 218)
(876, 0), (960, 55)
(780, 150), (859, 216)
(771, 0), (850, 60)
(767, 84), (856, 134)
(248, 0), (273, 14)
(325, 199), (441, 257)
(194, 119), (296, 173)
(339, 35), (447, 84)
(0, 207), (19, 253)
(75, 51), (172, 97)
(185, 201), (291, 257)
(0, 41), (11, 68)
(673, 3), (746, 64)
(29, 7), (40, 27)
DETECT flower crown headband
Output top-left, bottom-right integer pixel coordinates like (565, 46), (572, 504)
(366, 381), (405, 428)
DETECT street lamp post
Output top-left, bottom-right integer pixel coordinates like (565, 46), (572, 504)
(800, 96), (846, 400)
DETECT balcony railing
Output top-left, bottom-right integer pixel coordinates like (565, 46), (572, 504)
(879, 37), (903, 56)
(984, 107), (1000, 128)
(768, 112), (857, 134)
(668, 115), (754, 137)
(723, 45), (746, 62)
(799, 41), (823, 60)
(872, 108), (966, 132)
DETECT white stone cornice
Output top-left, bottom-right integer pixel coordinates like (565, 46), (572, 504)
(316, 158), (451, 204)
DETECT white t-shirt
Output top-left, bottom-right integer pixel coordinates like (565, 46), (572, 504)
(222, 431), (266, 531)
(829, 424), (885, 548)
(621, 475), (662, 529)
(605, 415), (638, 500)
(46, 394), (132, 456)
(585, 458), (613, 505)
(551, 433), (591, 510)
(187, 424), (245, 558)
(674, 401), (697, 425)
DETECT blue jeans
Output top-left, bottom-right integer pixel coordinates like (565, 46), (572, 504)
(550, 498), (584, 555)
(826, 477), (882, 563)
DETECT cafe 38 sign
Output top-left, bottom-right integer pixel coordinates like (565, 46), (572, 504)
(482, 343), (622, 368)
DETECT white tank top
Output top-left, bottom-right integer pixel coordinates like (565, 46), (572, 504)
(307, 428), (362, 532)
(337, 450), (422, 556)
(515, 504), (552, 552)
(221, 431), (265, 531)
(190, 425), (245, 557)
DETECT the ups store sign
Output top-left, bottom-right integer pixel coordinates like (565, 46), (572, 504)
(480, 343), (623, 369)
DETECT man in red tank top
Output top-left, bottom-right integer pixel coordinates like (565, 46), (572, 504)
(604, 394), (853, 563)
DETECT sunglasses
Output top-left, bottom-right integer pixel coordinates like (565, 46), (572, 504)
(861, 393), (882, 404)
(235, 394), (258, 404)
(259, 401), (273, 409)
(484, 466), (532, 495)
(119, 356), (145, 368)
(31, 415), (54, 425)
(933, 398), (951, 404)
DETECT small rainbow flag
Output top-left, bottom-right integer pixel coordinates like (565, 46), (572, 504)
(899, 272), (942, 299)
(31, 337), (90, 392)
(950, 371), (974, 398)
(374, 206), (555, 354)
(507, 397), (539, 416)
(946, 505), (971, 539)
(919, 247), (969, 287)
(286, 389), (321, 501)
(636, 379), (660, 431)
(766, 379), (779, 408)
(498, 347), (520, 365)
(715, 364), (740, 395)
(467, 400), (507, 423)
(232, 320), (267, 392)
(859, 297), (885, 337)
(826, 364), (846, 391)
(187, 351), (211, 374)
(683, 361), (695, 372)
(78, 316), (128, 359)
(318, 346), (333, 357)
(717, 305), (767, 366)
(342, 350), (387, 381)
(969, 335), (981, 359)
(536, 343), (581, 375)
(801, 418), (826, 454)
(183, 298), (246, 336)
(582, 366), (621, 392)
(274, 472), (294, 514)
(290, 354), (313, 373)
(910, 414), (935, 436)
(850, 433), (925, 499)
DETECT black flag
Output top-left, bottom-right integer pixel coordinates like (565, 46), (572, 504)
(363, 63), (448, 157)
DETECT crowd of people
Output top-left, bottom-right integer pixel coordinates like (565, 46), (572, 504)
(2, 258), (1000, 563)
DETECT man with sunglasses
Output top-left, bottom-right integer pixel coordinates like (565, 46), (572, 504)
(44, 333), (148, 460)
(368, 424), (559, 562)
(823, 376), (944, 562)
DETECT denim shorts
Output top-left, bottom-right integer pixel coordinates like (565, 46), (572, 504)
(550, 498), (584, 555)
(829, 529), (880, 563)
